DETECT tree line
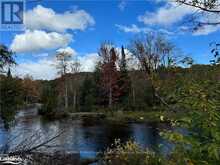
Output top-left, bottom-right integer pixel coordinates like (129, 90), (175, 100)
(0, 32), (219, 123)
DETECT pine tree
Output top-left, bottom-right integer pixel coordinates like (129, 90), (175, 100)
(80, 75), (96, 111)
(7, 68), (12, 78)
(0, 76), (23, 127)
(118, 46), (131, 107)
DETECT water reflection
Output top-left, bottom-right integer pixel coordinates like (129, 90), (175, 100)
(0, 108), (171, 158)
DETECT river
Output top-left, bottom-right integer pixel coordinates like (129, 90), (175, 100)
(0, 107), (172, 159)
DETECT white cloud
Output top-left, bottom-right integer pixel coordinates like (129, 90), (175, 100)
(193, 13), (220, 35)
(25, 5), (95, 32)
(116, 24), (174, 35)
(33, 53), (49, 58)
(137, 1), (220, 35)
(193, 25), (220, 35)
(138, 3), (194, 26)
(78, 53), (100, 72)
(115, 47), (140, 70)
(10, 30), (72, 53)
(13, 58), (57, 80)
(13, 52), (100, 80)
(118, 0), (127, 11)
(116, 24), (149, 33)
(56, 47), (77, 56)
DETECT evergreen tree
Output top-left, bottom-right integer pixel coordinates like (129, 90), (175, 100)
(118, 46), (131, 107)
(93, 62), (103, 105)
(0, 75), (23, 127)
(7, 68), (12, 78)
(0, 44), (15, 72)
(80, 75), (96, 111)
(39, 81), (58, 118)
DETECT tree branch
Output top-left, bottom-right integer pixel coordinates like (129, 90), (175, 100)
(176, 0), (220, 13)
(9, 130), (65, 156)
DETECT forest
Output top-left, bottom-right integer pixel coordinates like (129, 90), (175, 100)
(0, 0), (220, 165)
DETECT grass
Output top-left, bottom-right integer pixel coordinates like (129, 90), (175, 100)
(96, 108), (187, 123)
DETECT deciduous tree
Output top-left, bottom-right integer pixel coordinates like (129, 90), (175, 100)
(55, 50), (72, 109)
(99, 44), (120, 108)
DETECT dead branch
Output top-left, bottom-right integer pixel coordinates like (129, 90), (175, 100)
(8, 130), (65, 156)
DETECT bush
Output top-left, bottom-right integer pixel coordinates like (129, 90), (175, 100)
(103, 139), (163, 165)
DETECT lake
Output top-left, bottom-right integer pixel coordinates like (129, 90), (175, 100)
(0, 107), (172, 159)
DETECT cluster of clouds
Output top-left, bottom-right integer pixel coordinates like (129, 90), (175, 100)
(13, 52), (100, 80)
(116, 0), (220, 36)
(10, 5), (94, 53)
(11, 1), (220, 79)
(11, 5), (97, 79)
(12, 3), (139, 80)
(13, 47), (138, 80)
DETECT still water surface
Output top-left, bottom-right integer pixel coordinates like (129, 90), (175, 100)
(0, 108), (171, 158)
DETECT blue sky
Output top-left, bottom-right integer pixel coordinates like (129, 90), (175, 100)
(0, 0), (219, 79)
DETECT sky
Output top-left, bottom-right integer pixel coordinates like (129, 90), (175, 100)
(1, 0), (220, 80)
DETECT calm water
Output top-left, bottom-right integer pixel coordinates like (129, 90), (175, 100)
(0, 107), (172, 158)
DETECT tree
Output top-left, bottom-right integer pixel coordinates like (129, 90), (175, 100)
(99, 44), (121, 108)
(161, 80), (220, 164)
(80, 75), (96, 111)
(0, 44), (17, 128)
(210, 42), (220, 64)
(39, 81), (58, 118)
(93, 61), (103, 106)
(55, 49), (72, 109)
(0, 44), (15, 73)
(129, 33), (177, 107)
(180, 56), (194, 67)
(175, 0), (220, 31)
(22, 75), (40, 104)
(118, 46), (131, 107)
(0, 75), (23, 127)
(70, 58), (81, 110)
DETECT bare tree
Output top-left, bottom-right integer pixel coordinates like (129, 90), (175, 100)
(129, 33), (179, 107)
(56, 50), (72, 109)
(70, 58), (81, 110)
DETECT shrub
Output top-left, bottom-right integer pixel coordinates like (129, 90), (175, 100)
(103, 139), (163, 165)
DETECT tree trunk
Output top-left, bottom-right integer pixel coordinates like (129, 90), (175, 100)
(73, 90), (76, 110)
(64, 79), (68, 109)
(132, 87), (136, 105)
(109, 86), (112, 108)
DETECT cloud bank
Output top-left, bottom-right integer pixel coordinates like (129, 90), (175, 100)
(25, 5), (95, 32)
(10, 30), (72, 53)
